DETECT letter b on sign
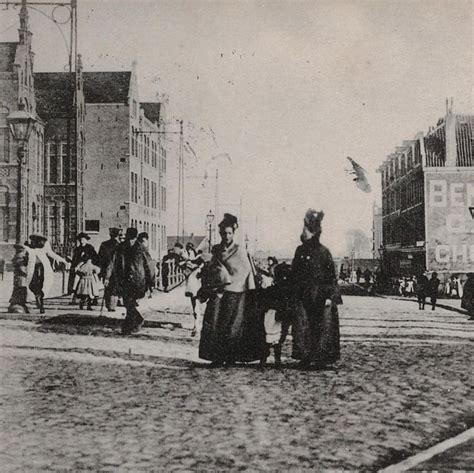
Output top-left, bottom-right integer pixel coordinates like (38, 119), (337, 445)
(429, 180), (447, 207)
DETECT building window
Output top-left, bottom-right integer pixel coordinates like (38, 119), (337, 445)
(47, 142), (58, 183)
(131, 172), (138, 203)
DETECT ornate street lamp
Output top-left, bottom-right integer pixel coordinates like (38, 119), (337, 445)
(7, 103), (36, 244)
(206, 210), (215, 252)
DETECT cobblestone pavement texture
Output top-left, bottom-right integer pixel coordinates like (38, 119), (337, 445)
(0, 294), (473, 471)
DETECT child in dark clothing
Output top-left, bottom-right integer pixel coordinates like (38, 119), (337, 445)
(258, 262), (293, 367)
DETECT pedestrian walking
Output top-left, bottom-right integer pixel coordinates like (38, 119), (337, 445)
(363, 268), (372, 289)
(105, 227), (154, 335)
(461, 273), (474, 320)
(9, 243), (30, 313)
(416, 271), (429, 310)
(68, 233), (97, 303)
(74, 259), (101, 310)
(97, 228), (121, 311)
(138, 232), (156, 298)
(429, 272), (440, 310)
(26, 235), (68, 313)
(356, 267), (362, 284)
(291, 209), (341, 369)
(198, 213), (265, 366)
(183, 252), (208, 337)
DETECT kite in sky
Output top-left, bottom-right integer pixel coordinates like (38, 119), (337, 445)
(345, 157), (372, 193)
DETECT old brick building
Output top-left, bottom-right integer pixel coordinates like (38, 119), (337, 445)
(378, 102), (473, 276)
(0, 4), (45, 261)
(82, 66), (167, 260)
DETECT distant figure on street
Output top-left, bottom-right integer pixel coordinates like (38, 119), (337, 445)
(0, 257), (5, 280)
(161, 249), (173, 292)
(416, 271), (429, 310)
(105, 228), (154, 335)
(97, 228), (121, 311)
(27, 235), (68, 313)
(267, 256), (278, 277)
(291, 209), (341, 369)
(429, 272), (441, 310)
(138, 232), (156, 298)
(363, 268), (372, 289)
(461, 273), (474, 320)
(356, 267), (362, 284)
(9, 243), (30, 313)
(68, 233), (97, 303)
(183, 251), (208, 337)
(186, 242), (197, 260)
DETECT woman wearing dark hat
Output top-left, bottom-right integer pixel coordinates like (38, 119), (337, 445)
(199, 213), (265, 366)
(291, 209), (341, 368)
(67, 233), (97, 303)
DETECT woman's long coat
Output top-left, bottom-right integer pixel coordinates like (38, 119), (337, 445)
(291, 236), (340, 363)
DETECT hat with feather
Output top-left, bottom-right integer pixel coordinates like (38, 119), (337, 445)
(304, 208), (324, 234)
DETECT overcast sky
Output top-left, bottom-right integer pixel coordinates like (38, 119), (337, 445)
(1, 0), (472, 256)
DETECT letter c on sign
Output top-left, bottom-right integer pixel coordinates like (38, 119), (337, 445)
(435, 245), (450, 263)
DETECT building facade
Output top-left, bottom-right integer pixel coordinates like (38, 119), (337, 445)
(0, 4), (45, 261)
(379, 102), (473, 276)
(82, 66), (167, 260)
(34, 59), (85, 256)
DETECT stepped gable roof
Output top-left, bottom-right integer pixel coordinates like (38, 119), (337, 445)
(140, 102), (161, 124)
(83, 71), (131, 103)
(34, 72), (74, 117)
(0, 42), (18, 72)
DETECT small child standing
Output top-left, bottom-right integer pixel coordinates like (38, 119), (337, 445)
(74, 259), (101, 310)
(258, 262), (293, 367)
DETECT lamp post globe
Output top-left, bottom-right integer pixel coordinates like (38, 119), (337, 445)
(7, 103), (36, 245)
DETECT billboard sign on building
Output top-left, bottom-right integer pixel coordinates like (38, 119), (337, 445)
(425, 170), (474, 272)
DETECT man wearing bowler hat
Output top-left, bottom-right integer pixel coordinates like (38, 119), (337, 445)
(105, 227), (154, 335)
(97, 228), (121, 311)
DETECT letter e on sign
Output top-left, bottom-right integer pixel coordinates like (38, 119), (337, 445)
(446, 214), (465, 233)
(429, 180), (447, 207)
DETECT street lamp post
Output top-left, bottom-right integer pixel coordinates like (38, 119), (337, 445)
(206, 210), (214, 253)
(7, 103), (36, 313)
(7, 104), (36, 244)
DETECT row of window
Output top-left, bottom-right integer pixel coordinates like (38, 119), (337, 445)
(382, 176), (424, 216)
(130, 126), (167, 171)
(381, 141), (423, 188)
(130, 172), (166, 210)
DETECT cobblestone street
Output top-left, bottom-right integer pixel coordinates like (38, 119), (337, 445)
(0, 294), (473, 471)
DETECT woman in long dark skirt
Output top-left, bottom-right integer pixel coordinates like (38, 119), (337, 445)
(199, 213), (265, 366)
(291, 209), (341, 369)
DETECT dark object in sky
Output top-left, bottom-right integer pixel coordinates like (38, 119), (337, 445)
(346, 157), (371, 193)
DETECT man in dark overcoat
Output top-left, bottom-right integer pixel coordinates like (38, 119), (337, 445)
(291, 209), (341, 368)
(105, 227), (154, 335)
(97, 228), (121, 311)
